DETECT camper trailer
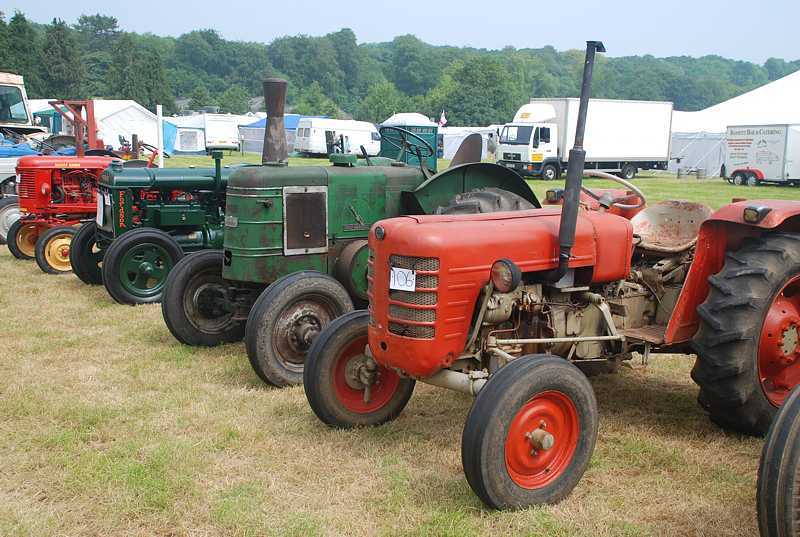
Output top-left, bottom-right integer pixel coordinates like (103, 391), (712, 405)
(294, 118), (380, 156)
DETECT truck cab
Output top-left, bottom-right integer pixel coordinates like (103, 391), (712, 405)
(497, 122), (559, 178)
(0, 72), (46, 196)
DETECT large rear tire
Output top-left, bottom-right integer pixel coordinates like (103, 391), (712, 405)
(101, 228), (184, 305)
(303, 310), (415, 428)
(245, 271), (353, 387)
(35, 225), (76, 274)
(7, 219), (42, 260)
(462, 355), (598, 509)
(0, 196), (20, 245)
(757, 385), (800, 537)
(161, 250), (244, 346)
(692, 233), (800, 435)
(69, 221), (103, 284)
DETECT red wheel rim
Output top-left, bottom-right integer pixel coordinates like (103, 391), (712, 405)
(759, 275), (800, 406)
(505, 390), (579, 489)
(332, 335), (401, 414)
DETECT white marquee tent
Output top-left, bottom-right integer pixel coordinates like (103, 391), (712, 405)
(668, 70), (800, 176)
(672, 70), (800, 134)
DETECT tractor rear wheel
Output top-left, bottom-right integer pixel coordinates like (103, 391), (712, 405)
(35, 225), (76, 274)
(245, 271), (353, 387)
(303, 310), (415, 428)
(102, 228), (184, 305)
(70, 221), (103, 284)
(757, 385), (800, 537)
(462, 355), (598, 509)
(436, 188), (537, 215)
(7, 220), (43, 260)
(161, 250), (244, 346)
(692, 232), (800, 435)
(0, 196), (20, 245)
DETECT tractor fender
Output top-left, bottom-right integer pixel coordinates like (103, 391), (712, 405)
(401, 162), (539, 215)
(664, 200), (800, 344)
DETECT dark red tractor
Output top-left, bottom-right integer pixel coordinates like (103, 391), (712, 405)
(7, 155), (115, 273)
(303, 41), (800, 510)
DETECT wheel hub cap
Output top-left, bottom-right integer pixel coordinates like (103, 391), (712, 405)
(45, 234), (74, 271)
(505, 390), (579, 489)
(332, 336), (401, 414)
(759, 276), (800, 406)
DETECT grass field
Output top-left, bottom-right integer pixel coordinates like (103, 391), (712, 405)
(2, 157), (798, 536)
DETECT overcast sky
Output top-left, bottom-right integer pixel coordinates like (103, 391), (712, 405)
(2, 0), (796, 64)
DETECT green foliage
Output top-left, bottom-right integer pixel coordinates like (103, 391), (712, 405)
(189, 83), (215, 109)
(40, 18), (84, 99)
(0, 8), (798, 125)
(291, 81), (339, 117)
(357, 80), (406, 123)
(218, 84), (250, 114)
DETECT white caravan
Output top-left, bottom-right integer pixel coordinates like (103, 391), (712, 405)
(294, 118), (380, 156)
(725, 124), (800, 186)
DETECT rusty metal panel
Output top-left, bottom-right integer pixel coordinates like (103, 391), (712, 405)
(283, 186), (327, 255)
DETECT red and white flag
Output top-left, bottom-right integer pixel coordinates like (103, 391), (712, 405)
(438, 110), (447, 127)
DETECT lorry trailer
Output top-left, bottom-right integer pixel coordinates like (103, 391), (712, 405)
(725, 124), (800, 186)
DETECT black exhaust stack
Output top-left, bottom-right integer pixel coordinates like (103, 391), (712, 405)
(542, 40), (605, 283)
(262, 78), (289, 165)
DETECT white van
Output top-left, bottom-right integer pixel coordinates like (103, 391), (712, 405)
(203, 114), (251, 151)
(294, 118), (380, 156)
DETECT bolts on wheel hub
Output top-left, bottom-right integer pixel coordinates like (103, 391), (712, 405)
(526, 428), (555, 452)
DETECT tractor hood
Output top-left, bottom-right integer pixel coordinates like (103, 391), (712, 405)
(99, 163), (241, 191)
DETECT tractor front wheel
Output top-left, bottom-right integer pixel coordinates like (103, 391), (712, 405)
(70, 221), (103, 284)
(7, 220), (43, 260)
(303, 310), (415, 427)
(757, 385), (800, 537)
(692, 232), (800, 435)
(35, 226), (76, 274)
(0, 197), (20, 245)
(161, 250), (244, 346)
(461, 355), (598, 509)
(246, 271), (353, 387)
(102, 228), (183, 305)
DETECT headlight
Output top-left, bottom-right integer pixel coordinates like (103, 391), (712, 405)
(743, 205), (771, 223)
(374, 225), (385, 240)
(491, 259), (521, 293)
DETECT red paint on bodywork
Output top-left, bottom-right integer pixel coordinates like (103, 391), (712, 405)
(368, 207), (633, 378)
(664, 200), (800, 344)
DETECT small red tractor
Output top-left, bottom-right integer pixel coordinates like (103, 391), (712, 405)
(304, 41), (800, 510)
(7, 154), (115, 273)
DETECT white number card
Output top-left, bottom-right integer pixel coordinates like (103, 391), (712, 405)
(389, 267), (416, 292)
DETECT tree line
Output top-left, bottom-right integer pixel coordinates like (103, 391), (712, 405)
(1, 10), (798, 125)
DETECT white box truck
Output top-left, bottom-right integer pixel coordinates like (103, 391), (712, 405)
(725, 124), (800, 186)
(496, 98), (673, 180)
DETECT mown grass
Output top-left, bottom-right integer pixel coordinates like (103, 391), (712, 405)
(2, 156), (798, 536)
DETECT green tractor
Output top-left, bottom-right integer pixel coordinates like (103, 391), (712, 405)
(161, 78), (536, 387)
(69, 152), (240, 304)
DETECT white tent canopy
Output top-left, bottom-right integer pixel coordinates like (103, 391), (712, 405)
(668, 132), (726, 176)
(381, 112), (437, 127)
(439, 126), (495, 160)
(672, 70), (800, 134)
(92, 100), (159, 149)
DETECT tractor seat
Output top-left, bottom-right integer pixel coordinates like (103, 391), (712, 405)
(631, 201), (712, 253)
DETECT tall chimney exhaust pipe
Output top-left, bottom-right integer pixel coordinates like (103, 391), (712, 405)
(541, 40), (605, 283)
(262, 78), (289, 165)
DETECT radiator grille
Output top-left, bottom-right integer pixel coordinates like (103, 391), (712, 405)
(18, 171), (36, 199)
(389, 255), (439, 271)
(389, 304), (436, 323)
(389, 322), (435, 339)
(385, 254), (439, 339)
(389, 289), (437, 305)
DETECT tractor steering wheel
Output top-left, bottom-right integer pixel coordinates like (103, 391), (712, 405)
(580, 170), (646, 210)
(379, 126), (434, 161)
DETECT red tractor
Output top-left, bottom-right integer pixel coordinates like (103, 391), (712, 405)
(7, 155), (115, 273)
(303, 41), (800, 510)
